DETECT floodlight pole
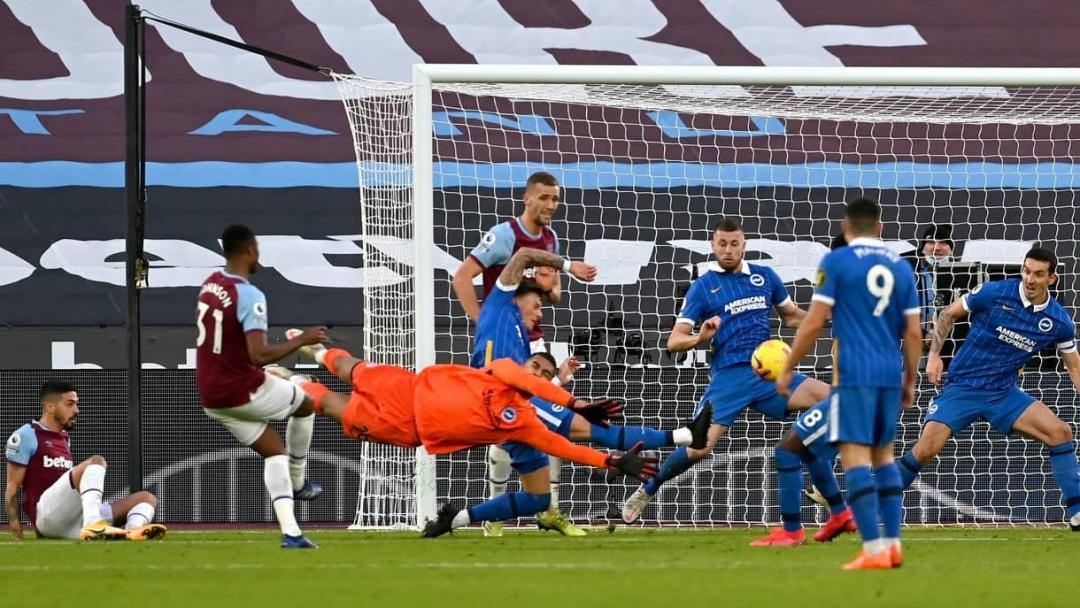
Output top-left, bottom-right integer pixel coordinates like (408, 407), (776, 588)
(124, 2), (145, 494)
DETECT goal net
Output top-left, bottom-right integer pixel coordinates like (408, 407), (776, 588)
(333, 67), (1080, 529)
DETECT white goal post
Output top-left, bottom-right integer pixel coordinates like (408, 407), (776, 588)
(334, 65), (1080, 530)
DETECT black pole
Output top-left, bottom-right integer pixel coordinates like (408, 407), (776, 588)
(124, 2), (144, 494)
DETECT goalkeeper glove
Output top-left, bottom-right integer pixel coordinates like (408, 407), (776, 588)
(570, 398), (624, 427)
(605, 442), (659, 481)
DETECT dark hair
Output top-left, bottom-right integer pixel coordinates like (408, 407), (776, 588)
(527, 351), (558, 369)
(222, 224), (256, 258)
(526, 171), (559, 189)
(40, 381), (76, 402)
(844, 197), (881, 233)
(712, 217), (744, 233)
(919, 224), (955, 251)
(1025, 246), (1058, 273)
(514, 283), (547, 300)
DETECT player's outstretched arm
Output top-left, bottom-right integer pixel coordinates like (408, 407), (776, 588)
(4, 463), (26, 540)
(511, 423), (658, 481)
(246, 326), (328, 366)
(498, 248), (596, 287)
(926, 299), (967, 386)
(1060, 351), (1080, 393)
(488, 358), (576, 406)
(778, 301), (830, 396)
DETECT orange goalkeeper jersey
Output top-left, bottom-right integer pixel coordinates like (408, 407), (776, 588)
(413, 359), (610, 469)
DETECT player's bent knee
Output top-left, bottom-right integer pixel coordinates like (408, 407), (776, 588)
(133, 491), (158, 507)
(86, 454), (107, 468)
(1047, 422), (1073, 446)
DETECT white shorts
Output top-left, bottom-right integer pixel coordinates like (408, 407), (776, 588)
(34, 471), (110, 540)
(203, 373), (307, 445)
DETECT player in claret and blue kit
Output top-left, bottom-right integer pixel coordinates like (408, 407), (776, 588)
(195, 224), (329, 549)
(622, 216), (831, 523)
(779, 198), (922, 570)
(895, 247), (1080, 532)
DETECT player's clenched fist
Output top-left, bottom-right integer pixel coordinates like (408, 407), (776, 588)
(569, 260), (598, 282)
(605, 442), (659, 481)
(699, 316), (721, 343)
(295, 326), (330, 346)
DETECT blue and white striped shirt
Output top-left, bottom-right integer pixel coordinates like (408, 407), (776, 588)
(677, 261), (792, 374)
(947, 278), (1076, 391)
(812, 237), (920, 388)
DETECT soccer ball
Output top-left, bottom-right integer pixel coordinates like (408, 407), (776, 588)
(751, 339), (791, 382)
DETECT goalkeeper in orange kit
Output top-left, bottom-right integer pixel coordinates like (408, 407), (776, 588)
(266, 344), (658, 536)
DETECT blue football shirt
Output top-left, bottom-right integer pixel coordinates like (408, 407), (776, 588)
(470, 280), (531, 368)
(947, 278), (1076, 391)
(676, 261), (792, 374)
(812, 237), (919, 387)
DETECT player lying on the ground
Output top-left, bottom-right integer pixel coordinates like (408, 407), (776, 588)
(750, 398), (856, 546)
(267, 350), (661, 536)
(4, 381), (167, 541)
(195, 224), (329, 549)
(779, 198), (921, 570)
(467, 246), (710, 536)
(622, 216), (830, 524)
(895, 247), (1080, 532)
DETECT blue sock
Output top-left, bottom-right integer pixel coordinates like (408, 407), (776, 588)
(803, 454), (846, 516)
(590, 424), (674, 450)
(775, 447), (803, 532)
(1048, 442), (1080, 518)
(844, 466), (881, 543)
(642, 447), (697, 496)
(897, 451), (923, 490)
(875, 463), (903, 540)
(466, 492), (551, 523)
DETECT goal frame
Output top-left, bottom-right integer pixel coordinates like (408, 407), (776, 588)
(404, 64), (1080, 529)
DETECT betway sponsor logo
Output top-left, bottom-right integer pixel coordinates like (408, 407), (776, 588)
(995, 326), (1037, 353)
(724, 295), (768, 316)
(42, 455), (73, 470)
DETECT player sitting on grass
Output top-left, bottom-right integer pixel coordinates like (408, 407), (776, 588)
(468, 246), (710, 536)
(265, 351), (660, 537)
(895, 247), (1080, 531)
(751, 397), (857, 546)
(4, 381), (167, 541)
(622, 216), (830, 524)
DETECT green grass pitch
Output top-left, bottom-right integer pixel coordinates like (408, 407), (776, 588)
(0, 527), (1073, 607)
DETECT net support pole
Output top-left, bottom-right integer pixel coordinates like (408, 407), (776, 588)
(124, 2), (145, 494)
(411, 65), (437, 526)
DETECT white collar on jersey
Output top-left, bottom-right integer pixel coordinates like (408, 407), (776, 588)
(848, 236), (886, 247)
(708, 260), (751, 274)
(1018, 281), (1051, 312)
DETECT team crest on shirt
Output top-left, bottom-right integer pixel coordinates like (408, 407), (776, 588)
(1038, 318), (1054, 332)
(500, 407), (517, 423)
(927, 400), (938, 415)
(750, 274), (765, 287)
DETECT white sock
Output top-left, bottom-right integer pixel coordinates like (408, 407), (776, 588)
(264, 455), (302, 537)
(882, 537), (900, 548)
(451, 509), (471, 529)
(672, 427), (693, 446)
(79, 464), (107, 526)
(488, 445), (511, 500)
(863, 538), (886, 555)
(548, 457), (562, 513)
(286, 415), (315, 492)
(124, 502), (156, 530)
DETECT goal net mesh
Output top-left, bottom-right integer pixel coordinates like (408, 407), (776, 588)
(333, 74), (1079, 529)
